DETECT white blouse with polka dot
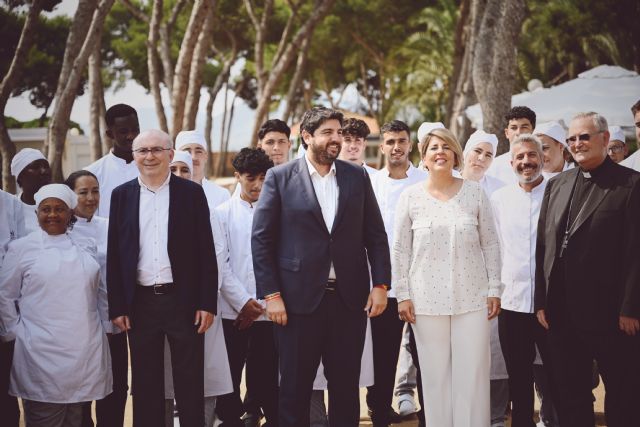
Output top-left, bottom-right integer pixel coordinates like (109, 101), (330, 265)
(392, 179), (502, 315)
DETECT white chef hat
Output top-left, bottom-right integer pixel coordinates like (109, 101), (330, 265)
(170, 150), (193, 174)
(417, 122), (445, 145)
(11, 148), (47, 178)
(608, 126), (625, 144)
(463, 130), (499, 157)
(34, 183), (78, 209)
(534, 121), (567, 148)
(175, 130), (207, 151)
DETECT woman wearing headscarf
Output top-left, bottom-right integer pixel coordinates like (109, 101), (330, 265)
(395, 128), (502, 427)
(64, 170), (129, 427)
(461, 130), (509, 427)
(0, 184), (112, 427)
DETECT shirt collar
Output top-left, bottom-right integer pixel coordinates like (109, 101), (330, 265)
(138, 172), (172, 192)
(305, 152), (336, 177)
(108, 150), (132, 166)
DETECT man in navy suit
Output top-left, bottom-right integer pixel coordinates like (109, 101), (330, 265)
(252, 107), (391, 427)
(107, 129), (218, 427)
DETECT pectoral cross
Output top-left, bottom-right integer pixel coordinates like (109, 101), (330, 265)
(559, 231), (569, 258)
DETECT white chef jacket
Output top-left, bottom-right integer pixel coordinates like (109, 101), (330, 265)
(363, 163), (378, 176)
(485, 153), (519, 185)
(490, 178), (547, 313)
(0, 231), (112, 402)
(371, 164), (427, 298)
(202, 178), (231, 213)
(479, 174), (507, 198)
(214, 195), (269, 321)
(621, 149), (640, 171)
(85, 151), (139, 218)
(69, 215), (115, 333)
(16, 197), (38, 234)
(542, 161), (574, 180)
(0, 190), (25, 264)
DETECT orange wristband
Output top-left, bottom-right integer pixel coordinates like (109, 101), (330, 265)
(373, 284), (389, 291)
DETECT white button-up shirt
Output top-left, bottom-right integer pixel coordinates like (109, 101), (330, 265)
(85, 151), (139, 218)
(305, 153), (338, 279)
(1, 191), (25, 263)
(214, 195), (269, 321)
(490, 178), (547, 313)
(202, 178), (231, 212)
(371, 164), (427, 298)
(137, 173), (173, 286)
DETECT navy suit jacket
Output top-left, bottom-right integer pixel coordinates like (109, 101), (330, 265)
(106, 173), (218, 319)
(251, 157), (391, 314)
(535, 157), (640, 331)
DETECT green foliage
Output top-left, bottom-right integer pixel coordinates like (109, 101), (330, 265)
(6, 115), (84, 133)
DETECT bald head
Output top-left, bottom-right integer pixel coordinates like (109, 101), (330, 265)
(132, 129), (172, 150)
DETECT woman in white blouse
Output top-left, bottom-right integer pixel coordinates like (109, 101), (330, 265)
(0, 184), (112, 427)
(395, 128), (502, 427)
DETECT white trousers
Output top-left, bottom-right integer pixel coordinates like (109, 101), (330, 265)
(412, 309), (490, 427)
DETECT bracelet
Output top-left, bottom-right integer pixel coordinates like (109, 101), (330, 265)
(264, 292), (281, 301)
(373, 284), (389, 291)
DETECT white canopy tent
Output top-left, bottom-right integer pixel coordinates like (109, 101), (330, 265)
(465, 65), (640, 130)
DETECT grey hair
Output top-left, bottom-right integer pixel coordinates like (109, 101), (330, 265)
(132, 129), (173, 149)
(510, 134), (544, 159)
(572, 112), (608, 132)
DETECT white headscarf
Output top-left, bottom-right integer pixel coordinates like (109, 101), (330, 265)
(11, 148), (47, 178)
(608, 126), (625, 143)
(34, 184), (78, 209)
(463, 130), (499, 158)
(170, 150), (193, 174)
(534, 121), (567, 148)
(175, 130), (207, 151)
(417, 122), (445, 145)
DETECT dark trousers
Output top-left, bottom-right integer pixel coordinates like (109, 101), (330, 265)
(366, 298), (404, 425)
(81, 332), (129, 427)
(546, 311), (640, 427)
(216, 319), (279, 426)
(0, 340), (19, 427)
(276, 289), (367, 427)
(128, 287), (205, 427)
(407, 325), (425, 427)
(498, 309), (552, 427)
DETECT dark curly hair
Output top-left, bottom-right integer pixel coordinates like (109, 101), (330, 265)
(380, 120), (410, 136)
(258, 119), (291, 140)
(232, 147), (274, 175)
(342, 118), (370, 139)
(505, 106), (536, 128)
(632, 99), (640, 116)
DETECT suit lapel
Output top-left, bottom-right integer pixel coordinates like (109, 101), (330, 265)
(552, 168), (578, 228)
(297, 158), (327, 231)
(568, 179), (611, 238)
(331, 160), (350, 234)
(127, 179), (141, 256)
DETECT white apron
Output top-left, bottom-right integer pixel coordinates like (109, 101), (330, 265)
(10, 232), (112, 403)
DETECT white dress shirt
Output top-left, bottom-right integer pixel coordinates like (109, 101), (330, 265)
(16, 197), (38, 234)
(137, 173), (173, 286)
(0, 190), (25, 263)
(305, 154), (339, 280)
(392, 179), (502, 315)
(490, 178), (547, 313)
(371, 164), (427, 298)
(363, 163), (378, 176)
(85, 151), (139, 218)
(621, 149), (640, 171)
(214, 195), (269, 321)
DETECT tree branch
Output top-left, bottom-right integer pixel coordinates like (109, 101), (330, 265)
(119, 0), (148, 22)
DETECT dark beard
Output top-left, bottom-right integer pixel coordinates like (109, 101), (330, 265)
(310, 143), (340, 165)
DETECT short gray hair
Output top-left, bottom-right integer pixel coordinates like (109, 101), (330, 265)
(510, 134), (544, 159)
(132, 129), (172, 149)
(572, 112), (608, 132)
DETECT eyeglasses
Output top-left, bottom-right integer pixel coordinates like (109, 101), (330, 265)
(132, 147), (172, 156)
(565, 131), (604, 147)
(608, 145), (624, 154)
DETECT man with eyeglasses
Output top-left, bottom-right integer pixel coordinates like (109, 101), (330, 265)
(535, 112), (640, 427)
(107, 129), (218, 426)
(607, 126), (627, 164)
